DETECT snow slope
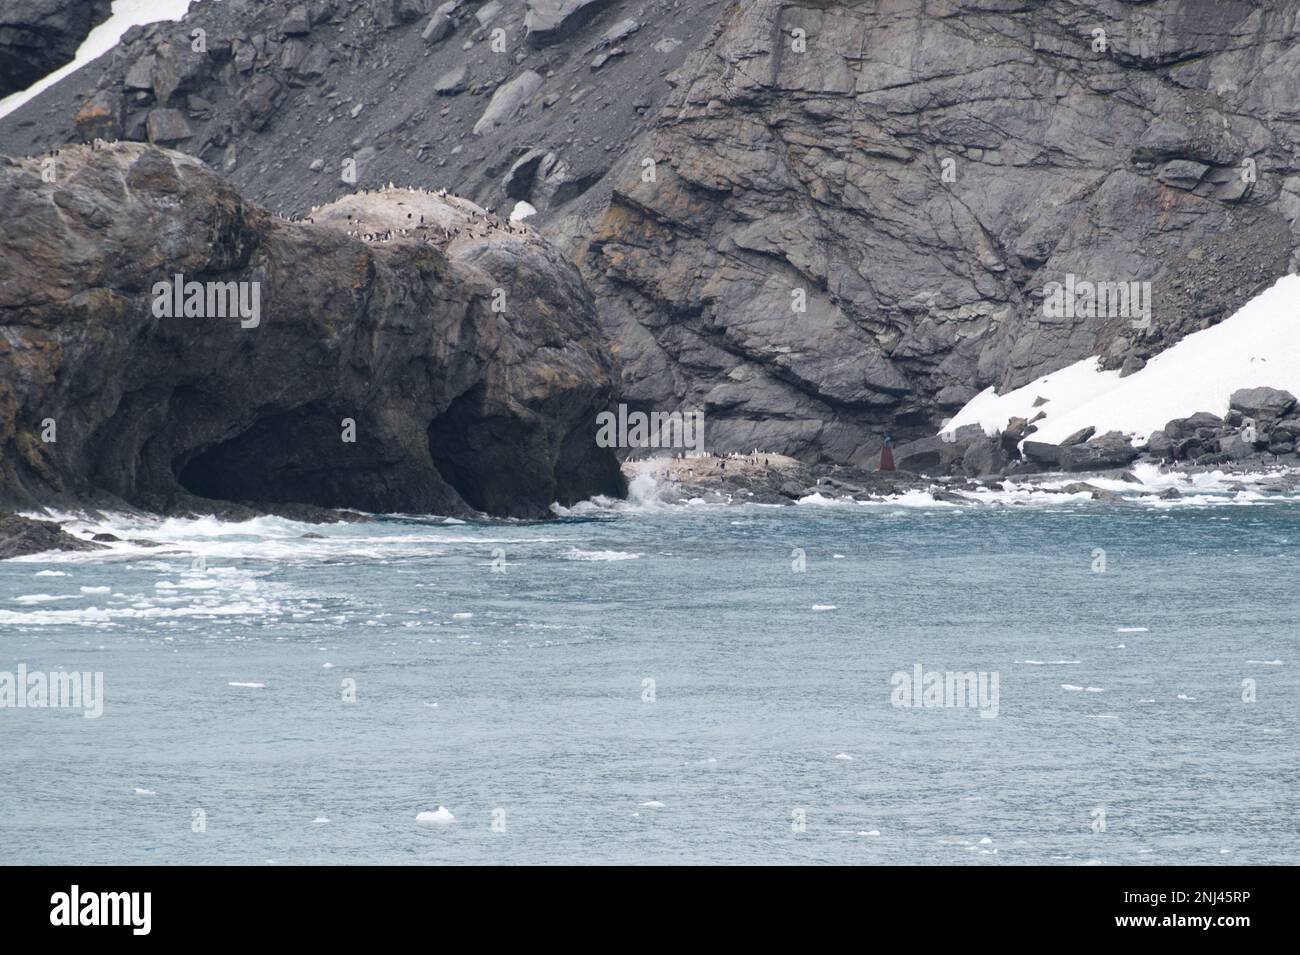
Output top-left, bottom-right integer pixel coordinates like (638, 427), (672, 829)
(944, 274), (1300, 445)
(0, 0), (194, 121)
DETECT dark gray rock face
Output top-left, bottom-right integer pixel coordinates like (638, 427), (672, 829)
(0, 143), (624, 518)
(3, 0), (1300, 471)
(0, 0), (110, 97)
(0, 512), (105, 559)
(572, 0), (1300, 465)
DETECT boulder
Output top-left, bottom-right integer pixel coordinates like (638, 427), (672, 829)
(1229, 387), (1296, 421)
(961, 434), (1009, 477)
(146, 108), (192, 144)
(472, 71), (543, 135)
(1164, 412), (1223, 439)
(434, 64), (469, 95)
(74, 89), (122, 141)
(1059, 426), (1096, 447)
(1060, 482), (1121, 502)
(281, 5), (312, 35)
(1022, 441), (1061, 467)
(893, 436), (962, 475)
(1218, 433), (1256, 461)
(1145, 429), (1173, 459)
(421, 10), (454, 43)
(1059, 431), (1140, 471)
(0, 513), (105, 560)
(524, 0), (617, 47)
(123, 54), (156, 91)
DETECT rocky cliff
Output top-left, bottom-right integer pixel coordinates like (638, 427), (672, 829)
(0, 0), (110, 98)
(0, 142), (624, 518)
(3, 0), (1300, 471)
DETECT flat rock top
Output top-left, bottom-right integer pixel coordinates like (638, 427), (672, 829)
(311, 186), (533, 250)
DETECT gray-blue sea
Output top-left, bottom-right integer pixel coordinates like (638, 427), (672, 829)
(2, 477), (1297, 865)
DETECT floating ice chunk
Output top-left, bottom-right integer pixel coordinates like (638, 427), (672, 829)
(134, 788), (157, 796)
(640, 800), (665, 809)
(833, 753), (854, 761)
(80, 586), (110, 595)
(416, 806), (455, 824)
(228, 681), (265, 688)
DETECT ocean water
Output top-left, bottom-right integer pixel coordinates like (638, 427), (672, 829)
(1, 474), (1297, 865)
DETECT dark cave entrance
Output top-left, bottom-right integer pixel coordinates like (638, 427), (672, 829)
(175, 403), (371, 509)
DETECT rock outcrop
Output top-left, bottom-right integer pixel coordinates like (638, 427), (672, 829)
(0, 0), (110, 98)
(0, 143), (624, 518)
(3, 1), (1300, 470)
(570, 0), (1300, 466)
(0, 512), (106, 559)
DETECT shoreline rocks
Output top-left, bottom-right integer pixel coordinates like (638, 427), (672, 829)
(0, 513), (106, 560)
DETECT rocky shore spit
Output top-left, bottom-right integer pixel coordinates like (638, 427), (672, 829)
(891, 387), (1300, 481)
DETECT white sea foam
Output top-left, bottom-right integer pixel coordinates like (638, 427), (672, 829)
(1022, 660), (1081, 665)
(561, 548), (641, 561)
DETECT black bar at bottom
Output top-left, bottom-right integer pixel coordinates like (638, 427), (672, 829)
(0, 865), (1286, 940)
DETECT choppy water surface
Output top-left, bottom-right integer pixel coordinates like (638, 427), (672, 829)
(1, 478), (1297, 864)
